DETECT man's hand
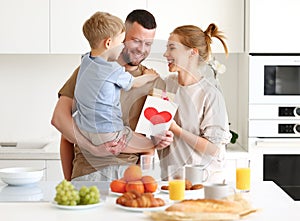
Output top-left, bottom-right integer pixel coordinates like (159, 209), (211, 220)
(153, 130), (174, 150)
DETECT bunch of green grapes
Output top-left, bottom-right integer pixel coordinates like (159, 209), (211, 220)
(79, 185), (100, 205)
(54, 180), (80, 206)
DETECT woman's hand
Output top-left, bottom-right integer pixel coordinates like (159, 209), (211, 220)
(153, 130), (174, 150)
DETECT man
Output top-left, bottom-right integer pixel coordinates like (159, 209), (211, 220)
(51, 9), (173, 181)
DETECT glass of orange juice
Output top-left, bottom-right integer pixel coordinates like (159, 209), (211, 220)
(236, 159), (251, 192)
(168, 165), (185, 201)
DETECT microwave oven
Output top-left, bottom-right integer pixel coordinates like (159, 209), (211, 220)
(249, 54), (300, 138)
(249, 54), (300, 105)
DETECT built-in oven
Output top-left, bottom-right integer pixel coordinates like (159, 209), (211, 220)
(249, 54), (300, 201)
(249, 138), (300, 201)
(264, 154), (300, 200)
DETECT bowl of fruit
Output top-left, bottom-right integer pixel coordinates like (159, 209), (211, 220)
(110, 165), (158, 195)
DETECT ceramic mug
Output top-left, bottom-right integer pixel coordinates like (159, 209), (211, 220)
(204, 183), (235, 199)
(185, 165), (209, 184)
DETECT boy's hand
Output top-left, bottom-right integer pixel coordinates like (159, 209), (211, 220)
(103, 135), (126, 155)
(143, 68), (159, 76)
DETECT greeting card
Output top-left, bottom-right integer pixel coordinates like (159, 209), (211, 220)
(135, 89), (178, 138)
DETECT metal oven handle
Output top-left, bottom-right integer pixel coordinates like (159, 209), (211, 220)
(255, 139), (300, 147)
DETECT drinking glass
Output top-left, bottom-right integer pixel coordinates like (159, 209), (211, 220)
(236, 159), (251, 192)
(168, 165), (185, 201)
(140, 155), (155, 176)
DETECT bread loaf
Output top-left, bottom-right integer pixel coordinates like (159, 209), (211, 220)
(165, 199), (243, 214)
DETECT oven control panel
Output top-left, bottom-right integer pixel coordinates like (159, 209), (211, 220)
(278, 124), (300, 134)
(279, 107), (300, 117)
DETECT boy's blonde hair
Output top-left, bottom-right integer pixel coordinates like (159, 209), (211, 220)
(83, 11), (125, 49)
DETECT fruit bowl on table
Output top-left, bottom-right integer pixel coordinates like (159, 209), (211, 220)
(110, 188), (160, 196)
(109, 188), (124, 196)
(109, 165), (159, 195)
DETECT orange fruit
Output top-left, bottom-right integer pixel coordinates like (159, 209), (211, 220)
(125, 180), (145, 194)
(141, 175), (158, 193)
(123, 165), (142, 182)
(110, 179), (127, 193)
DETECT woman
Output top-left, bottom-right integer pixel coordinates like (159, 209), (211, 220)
(158, 24), (232, 182)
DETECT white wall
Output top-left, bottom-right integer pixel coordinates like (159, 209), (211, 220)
(0, 55), (81, 142)
(0, 54), (243, 145)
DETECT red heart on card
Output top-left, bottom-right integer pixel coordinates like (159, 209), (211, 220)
(144, 107), (172, 125)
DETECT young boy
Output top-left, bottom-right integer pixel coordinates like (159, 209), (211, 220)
(73, 12), (157, 153)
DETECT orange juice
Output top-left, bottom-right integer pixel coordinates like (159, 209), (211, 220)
(168, 180), (185, 200)
(236, 167), (251, 191)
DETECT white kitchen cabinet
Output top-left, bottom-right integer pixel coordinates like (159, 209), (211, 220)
(50, 0), (147, 54)
(249, 0), (300, 53)
(0, 0), (49, 54)
(45, 160), (63, 181)
(0, 0), (244, 54)
(147, 0), (244, 53)
(224, 159), (236, 184)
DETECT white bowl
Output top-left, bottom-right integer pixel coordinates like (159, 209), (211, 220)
(0, 167), (44, 186)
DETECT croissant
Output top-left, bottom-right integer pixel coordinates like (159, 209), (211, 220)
(116, 191), (165, 208)
(116, 190), (140, 204)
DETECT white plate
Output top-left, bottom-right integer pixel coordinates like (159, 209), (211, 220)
(160, 188), (204, 199)
(51, 201), (103, 210)
(109, 189), (123, 196)
(115, 203), (168, 212)
(160, 189), (202, 194)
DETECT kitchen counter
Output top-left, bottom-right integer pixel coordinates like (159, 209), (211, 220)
(0, 181), (299, 221)
(226, 143), (249, 159)
(0, 140), (60, 160)
(0, 141), (247, 161)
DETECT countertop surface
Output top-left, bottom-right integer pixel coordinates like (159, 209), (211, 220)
(0, 141), (248, 160)
(0, 140), (60, 160)
(0, 181), (299, 221)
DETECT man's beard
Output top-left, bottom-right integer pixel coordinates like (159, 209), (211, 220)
(122, 49), (146, 66)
